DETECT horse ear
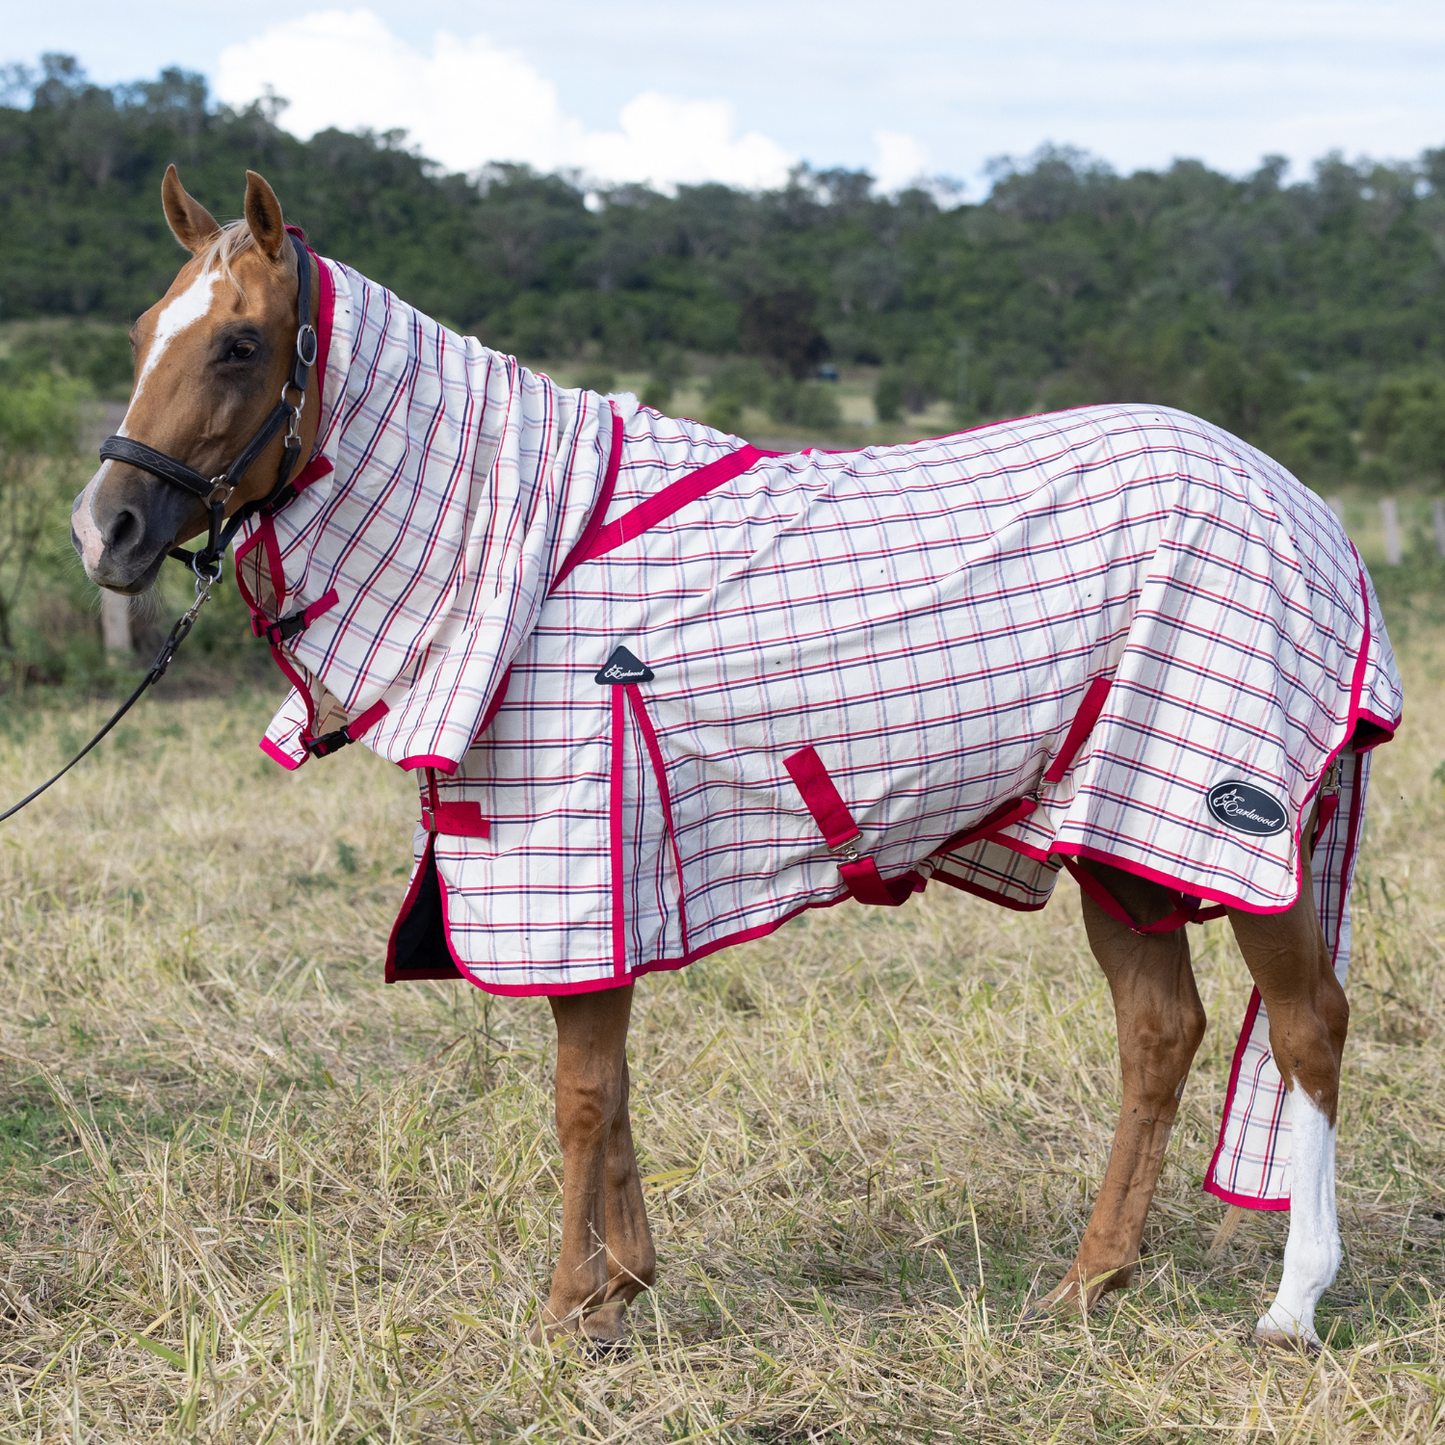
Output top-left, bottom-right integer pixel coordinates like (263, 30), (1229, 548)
(243, 170), (287, 262)
(161, 164), (221, 254)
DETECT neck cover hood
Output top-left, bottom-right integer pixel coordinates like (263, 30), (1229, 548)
(235, 254), (618, 771)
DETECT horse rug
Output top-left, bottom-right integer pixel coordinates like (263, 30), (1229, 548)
(234, 253), (1402, 1210)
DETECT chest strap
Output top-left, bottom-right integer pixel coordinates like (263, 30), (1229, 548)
(302, 697), (388, 759)
(420, 800), (491, 839)
(419, 771), (491, 839)
(252, 587), (339, 649)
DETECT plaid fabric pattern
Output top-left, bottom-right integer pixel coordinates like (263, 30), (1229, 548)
(427, 403), (1398, 995)
(236, 257), (1402, 1214)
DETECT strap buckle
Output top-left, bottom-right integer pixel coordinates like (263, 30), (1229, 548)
(420, 802), (490, 839)
(252, 608), (310, 648)
(302, 727), (352, 758)
(828, 836), (863, 864)
(296, 323), (318, 369)
(1321, 757), (1343, 796)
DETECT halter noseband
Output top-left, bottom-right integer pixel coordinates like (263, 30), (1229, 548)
(98, 230), (317, 582)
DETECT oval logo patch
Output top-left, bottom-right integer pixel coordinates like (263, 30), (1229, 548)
(1206, 781), (1289, 837)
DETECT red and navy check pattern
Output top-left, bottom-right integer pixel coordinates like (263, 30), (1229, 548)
(1204, 747), (1371, 1207)
(426, 403), (1398, 996)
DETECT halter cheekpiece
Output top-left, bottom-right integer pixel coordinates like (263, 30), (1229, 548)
(98, 230), (317, 582)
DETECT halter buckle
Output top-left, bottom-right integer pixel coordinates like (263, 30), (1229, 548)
(204, 476), (233, 508)
(296, 323), (318, 369)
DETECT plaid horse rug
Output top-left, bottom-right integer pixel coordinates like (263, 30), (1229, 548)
(236, 254), (1401, 1209)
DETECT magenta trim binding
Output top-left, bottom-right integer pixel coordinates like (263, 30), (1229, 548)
(259, 737), (303, 772)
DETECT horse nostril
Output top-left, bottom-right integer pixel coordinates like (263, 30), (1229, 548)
(104, 507), (139, 552)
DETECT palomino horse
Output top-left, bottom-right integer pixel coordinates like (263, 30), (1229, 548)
(73, 168), (1398, 1353)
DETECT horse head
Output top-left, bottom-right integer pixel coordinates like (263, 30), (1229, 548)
(72, 166), (320, 593)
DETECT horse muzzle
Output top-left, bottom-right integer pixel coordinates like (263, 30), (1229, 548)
(72, 463), (201, 594)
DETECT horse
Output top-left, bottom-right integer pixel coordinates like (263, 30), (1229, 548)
(72, 166), (1400, 1354)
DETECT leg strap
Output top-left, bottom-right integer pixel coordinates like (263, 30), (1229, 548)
(1058, 856), (1226, 934)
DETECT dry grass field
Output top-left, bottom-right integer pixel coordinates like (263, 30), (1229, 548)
(0, 617), (1441, 1443)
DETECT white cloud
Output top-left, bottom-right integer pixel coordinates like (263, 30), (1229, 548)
(581, 92), (794, 190)
(214, 8), (795, 190)
(872, 130), (929, 193)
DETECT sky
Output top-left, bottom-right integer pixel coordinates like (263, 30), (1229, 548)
(5, 2), (1445, 195)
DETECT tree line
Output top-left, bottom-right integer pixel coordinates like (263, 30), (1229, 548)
(4, 53), (1445, 493)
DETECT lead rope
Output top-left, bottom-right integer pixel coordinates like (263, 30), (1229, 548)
(0, 572), (217, 825)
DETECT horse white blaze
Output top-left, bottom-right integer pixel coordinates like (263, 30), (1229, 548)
(1257, 1088), (1340, 1347)
(129, 267), (221, 408)
(75, 266), (223, 573)
(72, 467), (109, 572)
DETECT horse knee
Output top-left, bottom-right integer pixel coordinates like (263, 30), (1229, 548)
(555, 1071), (624, 1149)
(1180, 995), (1208, 1057)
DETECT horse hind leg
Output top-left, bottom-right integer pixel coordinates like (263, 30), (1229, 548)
(1040, 862), (1207, 1313)
(1228, 836), (1347, 1352)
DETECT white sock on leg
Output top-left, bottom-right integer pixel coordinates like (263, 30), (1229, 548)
(1256, 1089), (1339, 1349)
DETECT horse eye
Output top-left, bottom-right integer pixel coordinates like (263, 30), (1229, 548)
(228, 340), (257, 361)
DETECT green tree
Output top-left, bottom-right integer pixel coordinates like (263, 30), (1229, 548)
(1362, 372), (1445, 485)
(0, 371), (86, 655)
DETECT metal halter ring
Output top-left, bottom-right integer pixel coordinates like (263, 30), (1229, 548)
(187, 546), (224, 584)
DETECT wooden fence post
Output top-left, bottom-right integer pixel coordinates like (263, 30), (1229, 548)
(100, 591), (134, 660)
(1381, 498), (1402, 566)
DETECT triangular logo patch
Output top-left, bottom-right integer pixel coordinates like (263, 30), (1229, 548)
(594, 645), (654, 685)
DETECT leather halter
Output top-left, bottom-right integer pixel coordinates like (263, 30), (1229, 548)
(98, 230), (317, 581)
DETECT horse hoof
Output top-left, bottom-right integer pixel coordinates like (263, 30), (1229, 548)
(527, 1303), (631, 1356)
(581, 1334), (631, 1362)
(1253, 1323), (1322, 1355)
(1020, 1290), (1073, 1326)
(1029, 1274), (1091, 1321)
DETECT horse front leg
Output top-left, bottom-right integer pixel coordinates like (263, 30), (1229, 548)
(1228, 834), (1347, 1352)
(599, 1055), (657, 1310)
(533, 984), (647, 1346)
(1040, 863), (1206, 1313)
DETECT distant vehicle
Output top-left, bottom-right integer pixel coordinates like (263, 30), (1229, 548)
(816, 364), (839, 382)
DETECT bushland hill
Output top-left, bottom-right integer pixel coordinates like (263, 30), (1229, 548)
(2, 54), (1445, 688)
